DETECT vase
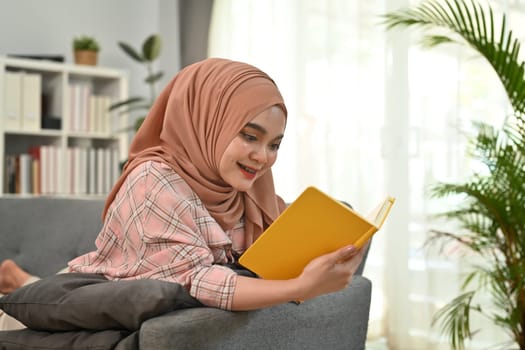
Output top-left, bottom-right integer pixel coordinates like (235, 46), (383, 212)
(74, 50), (98, 66)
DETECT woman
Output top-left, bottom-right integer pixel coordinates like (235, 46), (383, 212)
(2, 58), (367, 314)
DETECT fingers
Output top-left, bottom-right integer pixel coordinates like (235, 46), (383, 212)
(331, 244), (359, 263)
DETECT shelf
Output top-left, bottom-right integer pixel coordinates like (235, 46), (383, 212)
(0, 55), (129, 196)
(4, 129), (62, 137)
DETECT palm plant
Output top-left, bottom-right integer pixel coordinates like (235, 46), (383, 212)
(383, 0), (525, 349)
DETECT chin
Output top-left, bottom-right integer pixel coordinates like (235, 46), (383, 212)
(229, 177), (258, 192)
(226, 172), (264, 192)
(231, 183), (253, 192)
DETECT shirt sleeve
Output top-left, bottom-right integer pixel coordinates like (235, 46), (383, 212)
(138, 178), (239, 310)
(69, 161), (239, 310)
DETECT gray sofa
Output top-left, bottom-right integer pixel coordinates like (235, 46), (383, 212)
(0, 196), (372, 350)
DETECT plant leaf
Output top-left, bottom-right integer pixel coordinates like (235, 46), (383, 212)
(118, 42), (144, 63)
(118, 103), (151, 115)
(135, 117), (146, 131)
(109, 97), (146, 111)
(433, 291), (480, 350)
(382, 0), (525, 116)
(142, 34), (162, 61)
(145, 72), (164, 84)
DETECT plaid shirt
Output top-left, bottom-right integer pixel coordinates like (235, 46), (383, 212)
(68, 160), (246, 310)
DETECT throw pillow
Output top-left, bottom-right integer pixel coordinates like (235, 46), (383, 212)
(0, 273), (201, 331)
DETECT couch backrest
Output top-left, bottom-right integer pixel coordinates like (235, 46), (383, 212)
(0, 196), (370, 279)
(0, 197), (104, 277)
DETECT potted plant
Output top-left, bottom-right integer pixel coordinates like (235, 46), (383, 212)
(110, 34), (163, 131)
(383, 0), (525, 349)
(73, 35), (100, 66)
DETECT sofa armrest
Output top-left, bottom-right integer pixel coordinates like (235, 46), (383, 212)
(139, 275), (371, 350)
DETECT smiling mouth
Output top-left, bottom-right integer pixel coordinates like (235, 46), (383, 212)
(238, 163), (257, 174)
(238, 163), (259, 179)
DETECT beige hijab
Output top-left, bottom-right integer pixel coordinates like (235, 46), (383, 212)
(103, 58), (287, 245)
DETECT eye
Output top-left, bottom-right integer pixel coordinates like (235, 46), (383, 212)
(270, 143), (281, 151)
(240, 131), (257, 142)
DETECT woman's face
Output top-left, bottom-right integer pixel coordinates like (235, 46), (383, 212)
(219, 105), (286, 191)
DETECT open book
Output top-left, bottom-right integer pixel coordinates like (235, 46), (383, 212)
(239, 186), (395, 280)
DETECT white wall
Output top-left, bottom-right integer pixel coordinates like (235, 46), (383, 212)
(0, 0), (181, 101)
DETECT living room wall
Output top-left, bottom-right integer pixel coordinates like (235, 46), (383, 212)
(0, 0), (181, 101)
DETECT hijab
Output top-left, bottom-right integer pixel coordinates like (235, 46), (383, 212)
(103, 58), (287, 245)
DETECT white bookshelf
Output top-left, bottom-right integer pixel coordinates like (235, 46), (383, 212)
(0, 55), (129, 197)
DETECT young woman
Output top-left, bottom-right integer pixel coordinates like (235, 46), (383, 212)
(1, 58), (367, 314)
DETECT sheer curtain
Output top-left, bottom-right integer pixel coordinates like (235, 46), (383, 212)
(208, 0), (522, 349)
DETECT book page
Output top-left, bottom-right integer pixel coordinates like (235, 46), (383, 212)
(366, 196), (396, 228)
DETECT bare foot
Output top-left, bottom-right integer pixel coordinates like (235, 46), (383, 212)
(0, 259), (31, 294)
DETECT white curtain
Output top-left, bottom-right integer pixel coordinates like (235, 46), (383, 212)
(208, 0), (522, 349)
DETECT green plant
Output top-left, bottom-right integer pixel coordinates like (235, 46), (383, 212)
(73, 36), (100, 52)
(110, 34), (163, 131)
(383, 0), (525, 349)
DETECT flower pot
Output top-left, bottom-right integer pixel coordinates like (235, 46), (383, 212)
(74, 50), (98, 66)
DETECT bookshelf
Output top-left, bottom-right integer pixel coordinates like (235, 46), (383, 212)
(0, 55), (129, 197)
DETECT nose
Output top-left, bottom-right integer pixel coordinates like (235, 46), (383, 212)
(250, 145), (268, 164)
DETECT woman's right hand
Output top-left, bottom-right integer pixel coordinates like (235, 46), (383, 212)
(295, 242), (369, 301)
(232, 241), (370, 310)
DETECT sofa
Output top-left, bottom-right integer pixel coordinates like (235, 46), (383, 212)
(0, 196), (372, 350)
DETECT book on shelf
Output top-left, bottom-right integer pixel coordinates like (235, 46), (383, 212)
(4, 155), (15, 193)
(28, 146), (41, 195)
(40, 145), (55, 195)
(4, 71), (42, 131)
(4, 71), (22, 130)
(62, 146), (120, 195)
(21, 72), (42, 131)
(69, 82), (113, 134)
(4, 147), (42, 195)
(238, 186), (396, 280)
(18, 154), (32, 195)
(88, 148), (96, 195)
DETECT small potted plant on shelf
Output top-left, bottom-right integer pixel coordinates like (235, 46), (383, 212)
(73, 35), (100, 66)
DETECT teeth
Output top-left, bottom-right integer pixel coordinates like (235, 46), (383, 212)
(240, 164), (256, 174)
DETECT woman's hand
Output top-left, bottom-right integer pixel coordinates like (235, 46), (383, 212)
(295, 241), (370, 301)
(231, 241), (370, 310)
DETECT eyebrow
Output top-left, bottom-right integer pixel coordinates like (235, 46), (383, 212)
(245, 122), (284, 140)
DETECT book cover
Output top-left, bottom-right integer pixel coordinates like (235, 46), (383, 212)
(87, 148), (96, 194)
(28, 146), (41, 195)
(19, 153), (32, 195)
(21, 73), (42, 131)
(5, 155), (17, 194)
(239, 186), (395, 280)
(96, 148), (105, 194)
(4, 71), (22, 130)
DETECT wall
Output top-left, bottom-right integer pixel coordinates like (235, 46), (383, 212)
(179, 0), (213, 68)
(0, 0), (181, 102)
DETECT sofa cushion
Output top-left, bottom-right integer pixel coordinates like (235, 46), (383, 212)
(0, 328), (133, 350)
(0, 197), (104, 277)
(0, 273), (201, 331)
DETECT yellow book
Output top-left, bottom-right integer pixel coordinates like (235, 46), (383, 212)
(239, 186), (395, 280)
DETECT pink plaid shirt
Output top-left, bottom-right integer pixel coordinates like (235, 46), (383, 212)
(68, 160), (248, 310)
